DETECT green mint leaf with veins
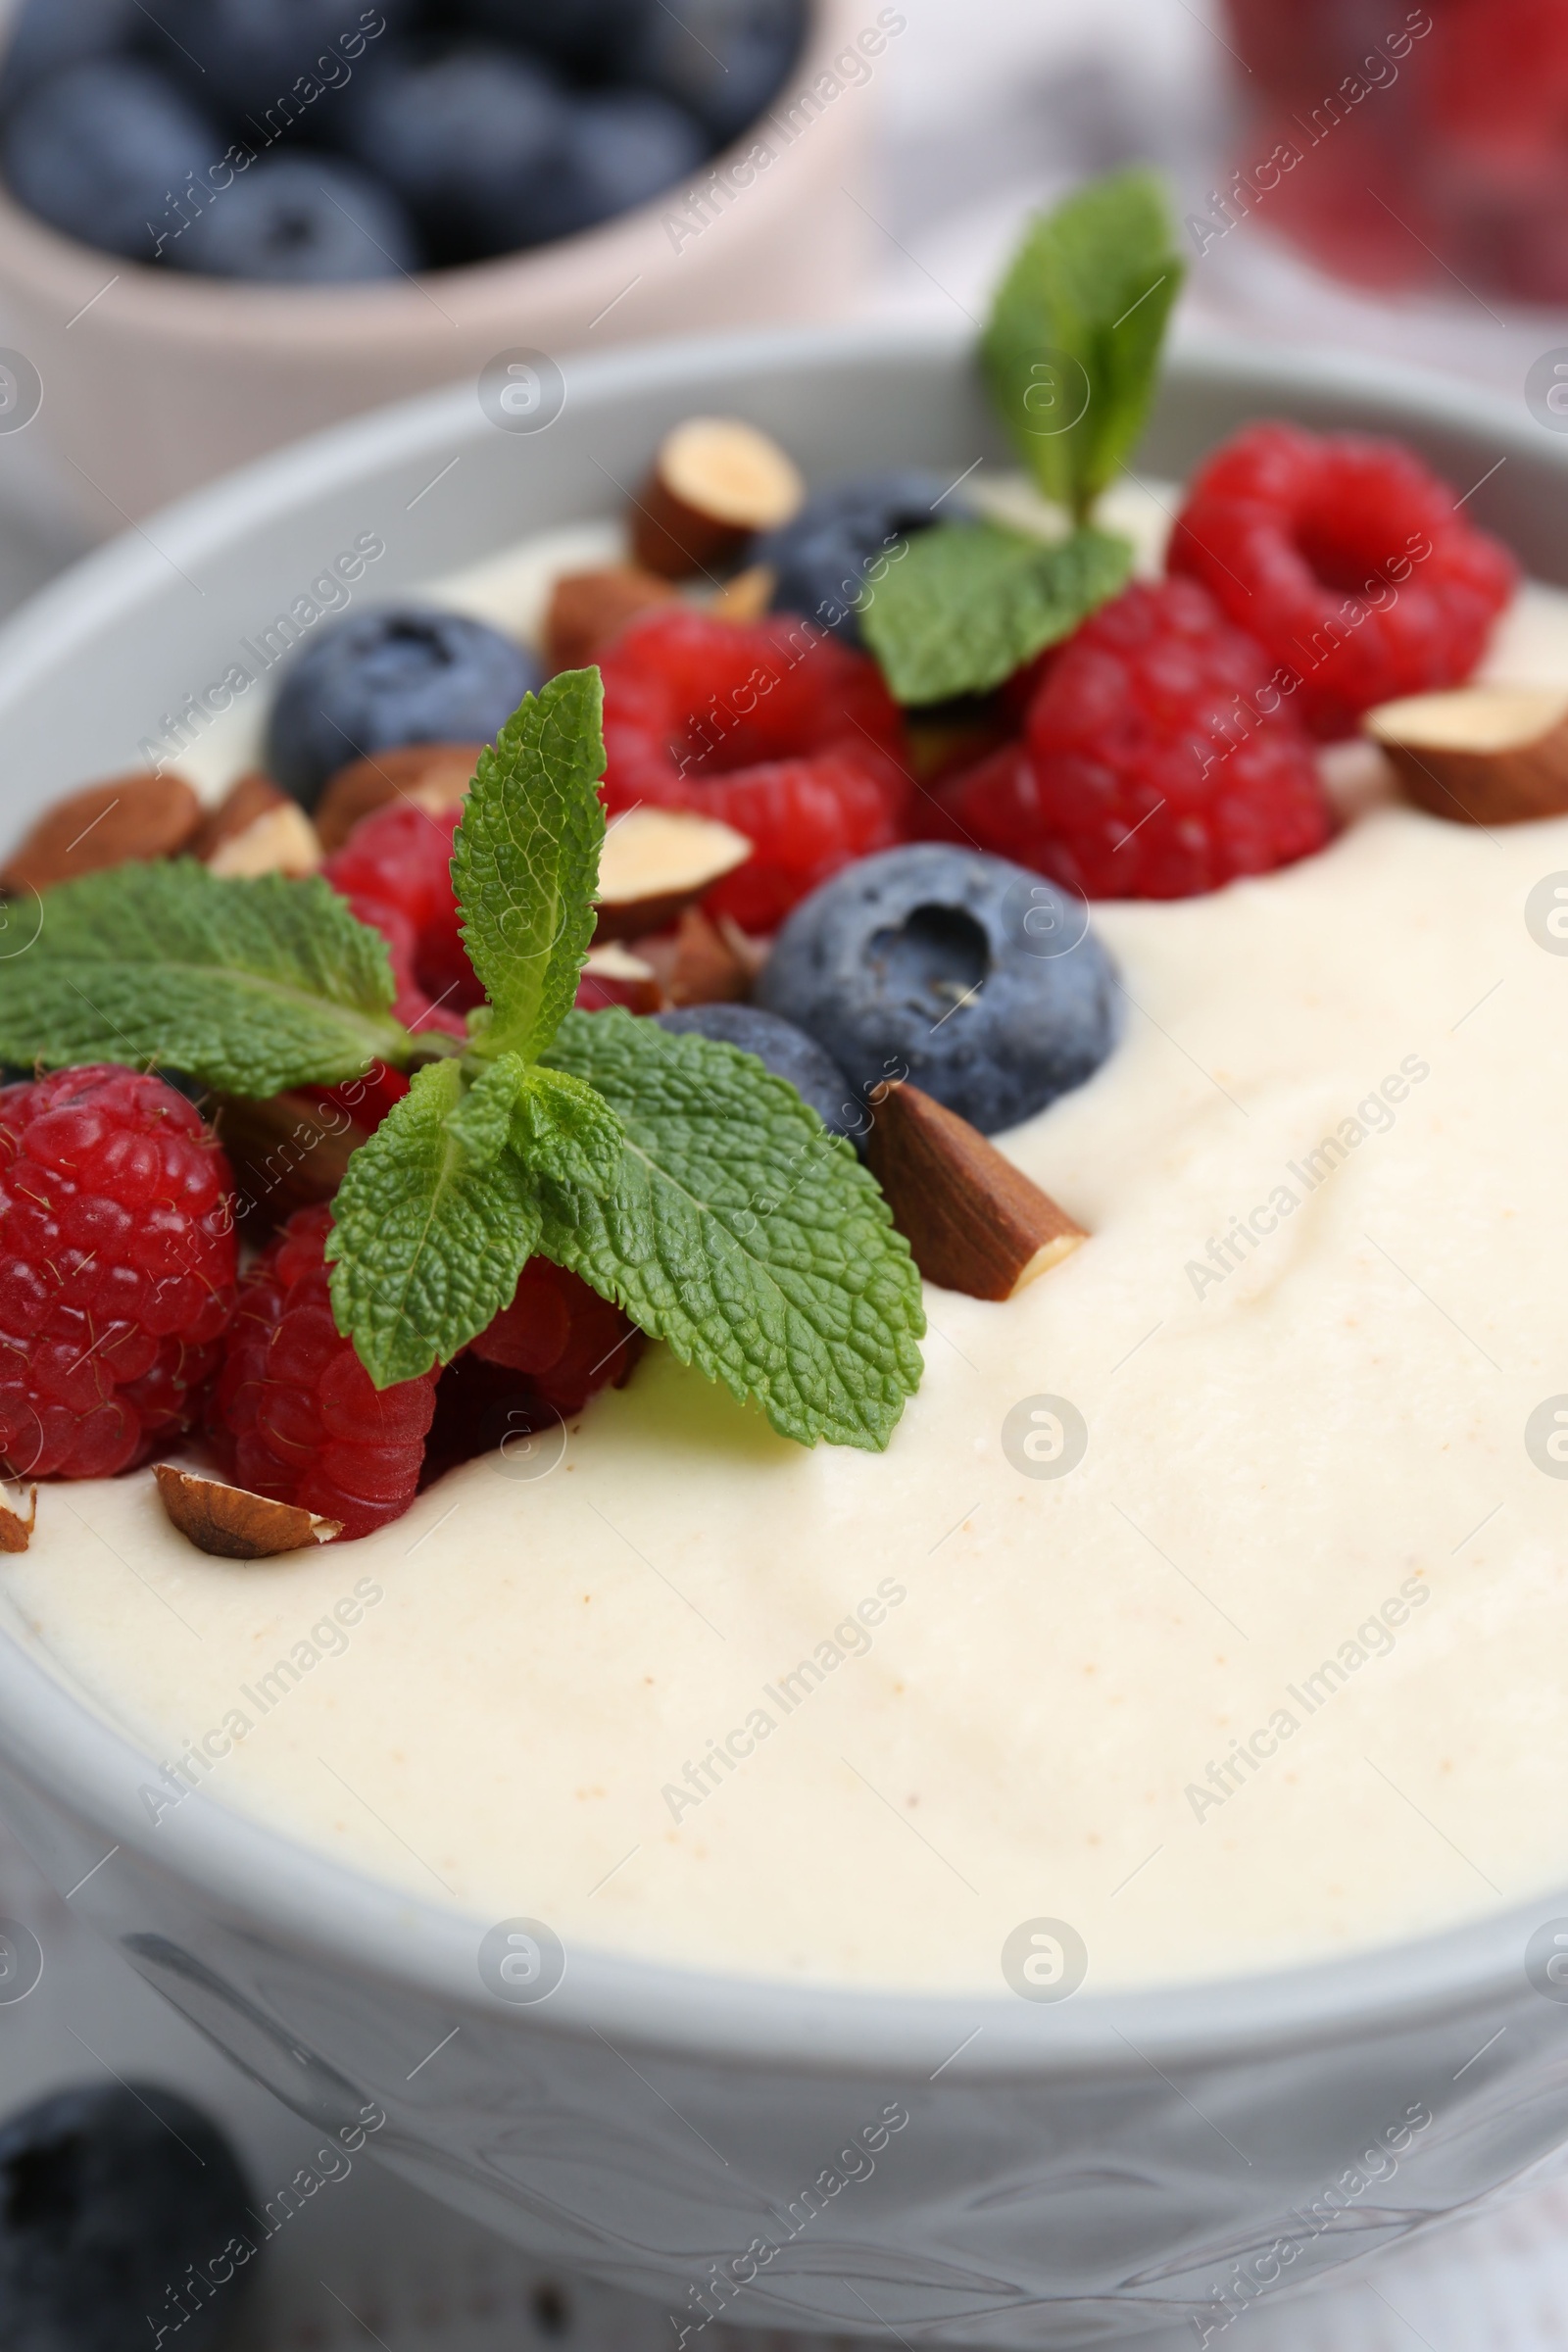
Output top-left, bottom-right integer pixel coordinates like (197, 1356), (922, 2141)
(326, 1056), (542, 1388)
(537, 1009), (924, 1450)
(452, 667), (606, 1061)
(982, 167), (1184, 524)
(862, 521), (1133, 706)
(0, 859), (416, 1096)
(511, 1063), (624, 1193)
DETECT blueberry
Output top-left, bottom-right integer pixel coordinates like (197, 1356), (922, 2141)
(338, 47), (564, 264)
(156, 0), (413, 116)
(517, 92), (709, 246)
(755, 470), (963, 648)
(0, 2081), (256, 2352)
(757, 845), (1120, 1135)
(170, 151), (418, 280)
(623, 0), (805, 143)
(266, 604), (541, 808)
(0, 60), (219, 261)
(655, 1005), (858, 1136)
(0, 0), (141, 116)
(457, 0), (651, 74)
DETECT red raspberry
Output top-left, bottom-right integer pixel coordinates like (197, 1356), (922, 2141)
(207, 1204), (435, 1540)
(0, 1065), (236, 1480)
(599, 608), (909, 933)
(1168, 423), (1517, 738)
(934, 580), (1331, 901)
(419, 1260), (644, 1485)
(322, 801), (477, 1042)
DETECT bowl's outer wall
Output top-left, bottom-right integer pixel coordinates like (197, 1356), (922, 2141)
(0, 0), (876, 526)
(1, 327), (1568, 2348)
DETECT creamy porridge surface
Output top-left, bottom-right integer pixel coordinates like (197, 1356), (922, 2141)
(5, 512), (1568, 1994)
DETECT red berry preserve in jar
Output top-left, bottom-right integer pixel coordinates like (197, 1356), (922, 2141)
(1219, 0), (1568, 306)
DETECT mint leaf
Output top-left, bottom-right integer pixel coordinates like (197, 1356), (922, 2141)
(982, 167), (1184, 523)
(862, 521), (1132, 705)
(444, 1052), (530, 1167)
(511, 1064), (623, 1193)
(452, 667), (605, 1063)
(0, 859), (416, 1095)
(326, 1056), (541, 1388)
(538, 1009), (924, 1450)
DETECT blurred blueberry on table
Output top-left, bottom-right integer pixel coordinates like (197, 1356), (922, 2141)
(0, 0), (142, 115)
(758, 845), (1120, 1135)
(156, 0), (413, 115)
(267, 605), (541, 808)
(756, 470), (961, 647)
(0, 2080), (256, 2352)
(339, 46), (564, 264)
(625, 0), (806, 142)
(518, 90), (707, 244)
(458, 0), (652, 74)
(171, 151), (418, 281)
(656, 1005), (859, 1137)
(0, 59), (218, 260)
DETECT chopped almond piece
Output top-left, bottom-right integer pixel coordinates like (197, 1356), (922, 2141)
(595, 806), (752, 942)
(314, 743), (483, 852)
(864, 1081), (1087, 1300)
(2, 771), (201, 894)
(1366, 685), (1568, 824)
(0, 1483), (36, 1552)
(213, 1089), (368, 1228)
(708, 564), (776, 624)
(632, 417), (804, 578)
(667, 906), (752, 1004)
(545, 564), (676, 670)
(580, 942), (664, 1015)
(155, 1464), (340, 1558)
(193, 771), (287, 858)
(208, 800), (321, 879)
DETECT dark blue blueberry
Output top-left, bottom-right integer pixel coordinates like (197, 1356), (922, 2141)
(623, 0), (805, 142)
(758, 844), (1120, 1136)
(655, 1004), (858, 1136)
(0, 2080), (256, 2352)
(157, 0), (413, 116)
(457, 0), (651, 74)
(266, 604), (540, 808)
(755, 469), (963, 648)
(0, 60), (219, 261)
(338, 47), (564, 263)
(172, 151), (418, 280)
(0, 0), (141, 117)
(518, 92), (708, 246)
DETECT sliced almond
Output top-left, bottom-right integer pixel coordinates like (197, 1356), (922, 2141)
(314, 743), (483, 852)
(213, 1089), (368, 1227)
(193, 771), (287, 859)
(665, 906), (753, 1005)
(2, 771), (201, 894)
(1366, 686), (1568, 825)
(708, 564), (776, 624)
(595, 806), (752, 942)
(579, 941), (664, 1015)
(0, 1483), (37, 1552)
(545, 564), (676, 671)
(863, 1081), (1087, 1301)
(208, 800), (321, 879)
(631, 418), (804, 579)
(155, 1464), (340, 1559)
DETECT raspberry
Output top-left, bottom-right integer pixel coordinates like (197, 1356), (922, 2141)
(322, 800), (477, 1042)
(599, 608), (909, 933)
(934, 580), (1331, 901)
(0, 1065), (235, 1480)
(469, 1256), (643, 1412)
(207, 1204), (435, 1540)
(1168, 423), (1517, 738)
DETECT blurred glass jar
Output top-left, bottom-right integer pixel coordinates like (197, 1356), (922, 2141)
(1220, 0), (1568, 306)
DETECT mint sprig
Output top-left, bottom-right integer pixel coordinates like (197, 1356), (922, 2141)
(982, 166), (1185, 525)
(0, 862), (419, 1096)
(861, 521), (1133, 707)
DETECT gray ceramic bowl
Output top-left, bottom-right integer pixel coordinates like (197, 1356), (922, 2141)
(0, 328), (1566, 2352)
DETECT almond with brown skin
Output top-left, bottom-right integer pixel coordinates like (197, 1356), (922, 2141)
(208, 801), (322, 879)
(154, 1464), (341, 1559)
(864, 1081), (1087, 1300)
(1366, 685), (1568, 824)
(193, 771), (288, 858)
(2, 771), (201, 894)
(708, 564), (776, 624)
(580, 942), (664, 1014)
(666, 906), (753, 1005)
(631, 417), (804, 579)
(594, 806), (752, 942)
(314, 743), (483, 852)
(213, 1089), (368, 1229)
(545, 564), (677, 670)
(0, 1484), (37, 1552)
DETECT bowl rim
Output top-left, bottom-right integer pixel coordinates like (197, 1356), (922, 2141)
(0, 317), (1559, 2082)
